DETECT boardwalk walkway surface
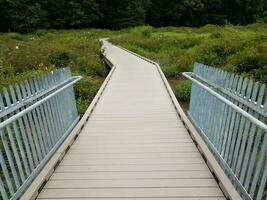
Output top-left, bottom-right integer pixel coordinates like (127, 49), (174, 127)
(37, 41), (226, 199)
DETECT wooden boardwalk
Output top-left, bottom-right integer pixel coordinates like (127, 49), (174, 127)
(37, 41), (226, 199)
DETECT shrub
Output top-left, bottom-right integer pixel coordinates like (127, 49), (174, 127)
(163, 65), (180, 78)
(50, 51), (71, 68)
(169, 49), (194, 73)
(74, 75), (101, 114)
(35, 29), (49, 36)
(79, 56), (107, 76)
(141, 29), (152, 38)
(7, 32), (25, 41)
(195, 37), (241, 67)
(175, 80), (192, 102)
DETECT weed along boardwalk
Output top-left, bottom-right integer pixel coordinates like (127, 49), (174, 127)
(36, 41), (226, 199)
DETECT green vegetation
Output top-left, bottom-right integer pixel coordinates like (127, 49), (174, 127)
(0, 29), (115, 114)
(0, 0), (267, 32)
(0, 23), (266, 113)
(111, 24), (267, 101)
(175, 80), (192, 102)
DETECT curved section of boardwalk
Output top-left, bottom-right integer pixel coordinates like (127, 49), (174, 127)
(37, 41), (225, 199)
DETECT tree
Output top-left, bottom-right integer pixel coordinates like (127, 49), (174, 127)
(0, 0), (9, 32)
(147, 0), (206, 27)
(40, 0), (67, 29)
(0, 0), (265, 33)
(223, 0), (265, 24)
(6, 0), (48, 32)
(101, 0), (150, 29)
(66, 0), (102, 28)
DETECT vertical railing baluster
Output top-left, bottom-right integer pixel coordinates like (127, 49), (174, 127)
(45, 76), (62, 140)
(0, 174), (8, 200)
(40, 77), (57, 145)
(25, 80), (47, 158)
(235, 79), (254, 178)
(9, 85), (31, 177)
(239, 82), (260, 184)
(0, 150), (14, 196)
(15, 84), (35, 171)
(29, 79), (50, 154)
(48, 75), (64, 138)
(256, 164), (267, 200)
(215, 72), (231, 150)
(20, 83), (42, 163)
(0, 93), (21, 189)
(224, 77), (243, 163)
(3, 88), (26, 182)
(230, 78), (249, 167)
(244, 85), (266, 194)
(34, 78), (53, 149)
(220, 74), (236, 156)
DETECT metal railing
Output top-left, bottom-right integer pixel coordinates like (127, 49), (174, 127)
(0, 68), (81, 200)
(183, 63), (266, 200)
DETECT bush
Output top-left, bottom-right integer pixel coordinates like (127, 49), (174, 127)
(50, 51), (71, 68)
(74, 75), (101, 114)
(169, 49), (194, 73)
(195, 37), (241, 67)
(35, 29), (49, 36)
(141, 29), (152, 38)
(175, 80), (192, 102)
(163, 65), (180, 78)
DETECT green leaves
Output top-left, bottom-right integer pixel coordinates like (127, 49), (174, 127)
(0, 0), (266, 32)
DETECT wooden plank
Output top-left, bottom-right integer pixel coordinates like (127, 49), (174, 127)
(44, 178), (218, 188)
(38, 198), (226, 200)
(70, 143), (195, 148)
(50, 171), (213, 180)
(59, 157), (204, 165)
(63, 152), (201, 159)
(67, 146), (198, 153)
(38, 188), (224, 198)
(55, 163), (209, 172)
(74, 140), (193, 145)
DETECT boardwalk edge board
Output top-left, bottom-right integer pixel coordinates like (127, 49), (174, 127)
(20, 55), (116, 200)
(114, 42), (242, 200)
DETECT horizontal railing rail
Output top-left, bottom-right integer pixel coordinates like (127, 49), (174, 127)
(183, 63), (266, 200)
(0, 68), (81, 200)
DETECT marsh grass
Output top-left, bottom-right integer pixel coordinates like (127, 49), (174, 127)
(111, 24), (267, 103)
(1, 24), (266, 114)
(0, 29), (117, 114)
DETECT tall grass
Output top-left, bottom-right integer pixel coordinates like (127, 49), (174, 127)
(111, 24), (267, 103)
(1, 24), (266, 113)
(0, 29), (116, 114)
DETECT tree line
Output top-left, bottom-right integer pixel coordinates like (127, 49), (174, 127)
(0, 0), (266, 33)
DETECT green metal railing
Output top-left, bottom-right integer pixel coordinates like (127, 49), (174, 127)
(184, 63), (266, 200)
(0, 68), (81, 199)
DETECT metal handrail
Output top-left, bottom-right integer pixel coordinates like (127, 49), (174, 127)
(0, 76), (81, 129)
(188, 72), (266, 117)
(183, 72), (267, 132)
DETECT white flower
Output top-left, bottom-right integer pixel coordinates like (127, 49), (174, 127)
(15, 46), (19, 49)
